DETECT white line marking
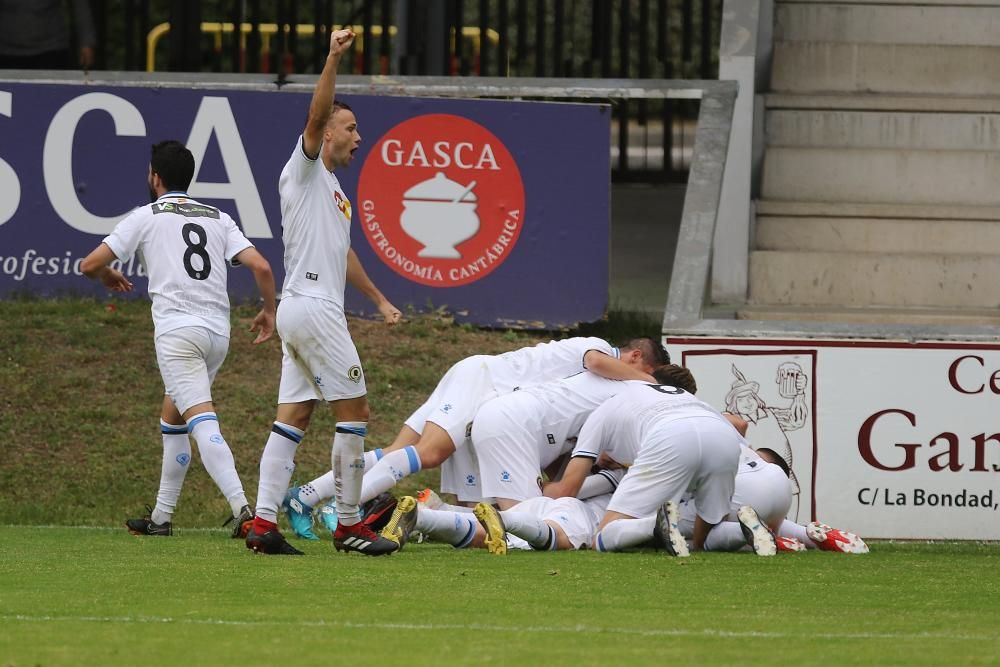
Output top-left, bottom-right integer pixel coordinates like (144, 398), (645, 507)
(2, 614), (997, 642)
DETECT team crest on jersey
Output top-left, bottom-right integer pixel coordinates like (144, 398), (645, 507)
(347, 365), (363, 383)
(334, 191), (352, 220)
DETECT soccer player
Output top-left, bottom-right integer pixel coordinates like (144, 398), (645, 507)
(81, 139), (277, 538)
(282, 336), (669, 537)
(544, 380), (744, 557)
(245, 28), (402, 556)
(473, 364), (697, 511)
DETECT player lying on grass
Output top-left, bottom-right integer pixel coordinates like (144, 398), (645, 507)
(281, 336), (668, 539)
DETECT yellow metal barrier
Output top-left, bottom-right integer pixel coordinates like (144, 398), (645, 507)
(146, 22), (499, 73)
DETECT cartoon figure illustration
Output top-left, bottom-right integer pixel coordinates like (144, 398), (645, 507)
(400, 172), (479, 258)
(725, 363), (809, 516)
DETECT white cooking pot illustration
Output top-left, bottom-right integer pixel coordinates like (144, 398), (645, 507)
(400, 172), (479, 258)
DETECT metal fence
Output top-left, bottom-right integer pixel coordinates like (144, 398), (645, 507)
(78, 1), (722, 180)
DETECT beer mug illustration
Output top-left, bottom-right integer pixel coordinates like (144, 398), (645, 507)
(776, 361), (804, 398)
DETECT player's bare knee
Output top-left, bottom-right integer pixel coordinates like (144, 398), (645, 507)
(332, 396), (369, 423)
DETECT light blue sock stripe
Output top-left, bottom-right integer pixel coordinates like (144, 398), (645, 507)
(335, 424), (368, 437)
(160, 422), (188, 434)
(187, 414), (218, 430)
(404, 446), (421, 473)
(374, 448), (384, 461)
(454, 520), (477, 549)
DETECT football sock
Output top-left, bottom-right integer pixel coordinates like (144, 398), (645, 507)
(778, 519), (816, 548)
(500, 509), (555, 549)
(704, 520), (751, 552)
(415, 507), (478, 547)
(438, 501), (475, 513)
(332, 422), (367, 526)
(577, 470), (619, 500)
(359, 446), (421, 504)
(188, 412), (248, 516)
(363, 448), (384, 470)
(152, 421), (190, 525)
(594, 516), (655, 552)
(254, 421), (303, 523)
(299, 471), (337, 507)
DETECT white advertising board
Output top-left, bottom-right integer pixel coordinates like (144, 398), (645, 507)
(666, 337), (1000, 540)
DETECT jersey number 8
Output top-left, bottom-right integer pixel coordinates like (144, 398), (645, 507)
(181, 223), (212, 280)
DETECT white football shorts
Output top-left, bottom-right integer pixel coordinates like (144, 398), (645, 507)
(678, 461), (793, 534)
(606, 415), (740, 523)
(275, 295), (366, 403)
(514, 496), (602, 550)
(474, 391), (550, 502)
(155, 326), (228, 414)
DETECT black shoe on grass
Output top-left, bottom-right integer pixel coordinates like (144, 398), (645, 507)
(126, 505), (172, 536)
(245, 526), (304, 555)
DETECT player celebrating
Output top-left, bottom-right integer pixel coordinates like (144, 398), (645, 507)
(81, 139), (277, 537)
(245, 28), (402, 556)
(544, 380), (744, 556)
(282, 336), (669, 538)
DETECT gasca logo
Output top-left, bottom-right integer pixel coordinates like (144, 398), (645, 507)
(357, 114), (525, 287)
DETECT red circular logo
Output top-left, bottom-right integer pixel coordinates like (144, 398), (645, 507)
(357, 114), (525, 287)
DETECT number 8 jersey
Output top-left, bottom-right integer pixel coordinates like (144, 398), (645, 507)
(102, 192), (253, 339)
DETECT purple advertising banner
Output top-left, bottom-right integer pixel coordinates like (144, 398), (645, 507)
(0, 82), (610, 327)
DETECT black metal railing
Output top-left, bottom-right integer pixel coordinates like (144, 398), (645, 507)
(80, 1), (721, 180)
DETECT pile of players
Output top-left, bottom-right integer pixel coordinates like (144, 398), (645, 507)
(88, 27), (867, 558)
(280, 334), (869, 558)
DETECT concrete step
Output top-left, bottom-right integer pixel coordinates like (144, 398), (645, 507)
(756, 199), (1000, 221)
(734, 304), (1000, 326)
(771, 41), (1000, 95)
(775, 3), (1000, 46)
(765, 92), (1000, 114)
(748, 250), (1000, 308)
(761, 147), (1000, 207)
(766, 108), (1000, 151)
(755, 216), (1000, 255)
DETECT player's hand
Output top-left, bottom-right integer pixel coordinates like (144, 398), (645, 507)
(100, 268), (133, 293)
(250, 309), (275, 344)
(329, 29), (355, 59)
(379, 300), (402, 327)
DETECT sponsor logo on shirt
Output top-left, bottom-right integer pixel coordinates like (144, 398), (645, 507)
(152, 202), (220, 219)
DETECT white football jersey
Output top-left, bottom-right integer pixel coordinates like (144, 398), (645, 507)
(102, 192), (252, 339)
(278, 135), (352, 305)
(485, 336), (617, 394)
(521, 371), (627, 454)
(738, 443), (768, 475)
(572, 381), (722, 465)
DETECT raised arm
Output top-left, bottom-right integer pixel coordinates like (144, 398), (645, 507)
(302, 29), (355, 160)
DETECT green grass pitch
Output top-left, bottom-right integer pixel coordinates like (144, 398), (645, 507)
(2, 526), (999, 666)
